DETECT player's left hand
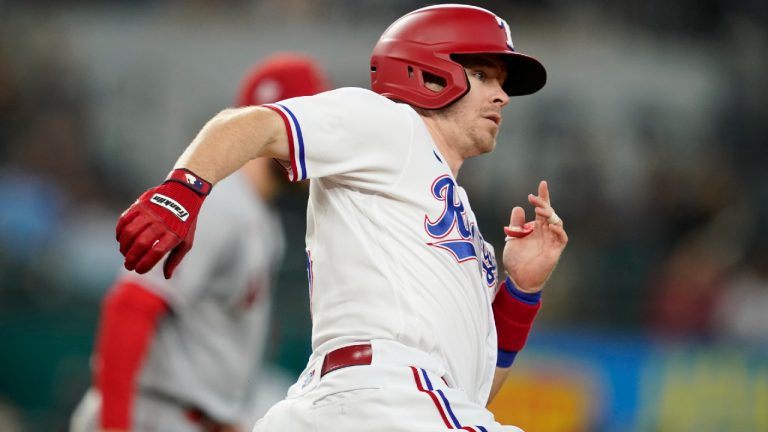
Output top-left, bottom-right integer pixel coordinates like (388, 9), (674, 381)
(502, 180), (568, 293)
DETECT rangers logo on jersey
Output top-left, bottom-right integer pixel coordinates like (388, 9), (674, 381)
(425, 175), (475, 262)
(478, 232), (497, 287)
(424, 175), (497, 287)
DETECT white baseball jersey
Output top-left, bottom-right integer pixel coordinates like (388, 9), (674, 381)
(266, 87), (499, 405)
(71, 172), (285, 431)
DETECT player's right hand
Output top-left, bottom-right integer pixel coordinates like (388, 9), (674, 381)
(502, 180), (568, 293)
(115, 169), (211, 279)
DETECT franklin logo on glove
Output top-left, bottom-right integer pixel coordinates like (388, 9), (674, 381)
(150, 193), (190, 221)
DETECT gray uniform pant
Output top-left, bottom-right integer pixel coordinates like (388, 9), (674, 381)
(69, 388), (205, 432)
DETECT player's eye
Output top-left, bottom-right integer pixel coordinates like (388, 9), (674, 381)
(472, 70), (487, 81)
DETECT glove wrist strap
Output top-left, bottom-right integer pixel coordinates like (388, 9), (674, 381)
(165, 168), (212, 196)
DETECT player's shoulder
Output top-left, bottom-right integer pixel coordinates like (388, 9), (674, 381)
(316, 87), (404, 113)
(339, 89), (419, 134)
(326, 87), (386, 101)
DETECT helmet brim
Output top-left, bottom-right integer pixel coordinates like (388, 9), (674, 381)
(501, 52), (547, 96)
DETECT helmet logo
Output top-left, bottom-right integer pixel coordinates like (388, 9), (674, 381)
(497, 17), (514, 51)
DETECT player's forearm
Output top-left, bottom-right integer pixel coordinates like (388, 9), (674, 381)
(489, 366), (512, 403)
(489, 277), (542, 405)
(175, 106), (288, 184)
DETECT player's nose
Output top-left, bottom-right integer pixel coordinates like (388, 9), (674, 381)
(492, 80), (509, 107)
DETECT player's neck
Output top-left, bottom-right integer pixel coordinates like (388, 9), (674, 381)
(419, 115), (464, 177)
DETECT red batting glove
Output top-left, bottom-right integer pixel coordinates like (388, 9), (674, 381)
(115, 169), (211, 279)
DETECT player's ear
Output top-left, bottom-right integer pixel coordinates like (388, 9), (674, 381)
(423, 71), (447, 92)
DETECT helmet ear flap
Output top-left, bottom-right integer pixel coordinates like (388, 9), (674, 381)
(371, 47), (469, 109)
(420, 69), (471, 109)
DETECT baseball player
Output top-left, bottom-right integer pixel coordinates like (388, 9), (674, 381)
(70, 53), (330, 432)
(114, 5), (568, 432)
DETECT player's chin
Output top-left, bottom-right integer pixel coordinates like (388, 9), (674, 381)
(479, 135), (498, 154)
(468, 128), (498, 154)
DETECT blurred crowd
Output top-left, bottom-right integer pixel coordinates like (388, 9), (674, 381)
(0, 0), (766, 431)
(0, 41), (123, 303)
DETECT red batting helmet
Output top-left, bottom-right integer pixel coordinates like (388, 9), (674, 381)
(237, 53), (330, 106)
(370, 4), (546, 109)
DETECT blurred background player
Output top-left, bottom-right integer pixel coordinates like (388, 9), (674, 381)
(69, 52), (330, 432)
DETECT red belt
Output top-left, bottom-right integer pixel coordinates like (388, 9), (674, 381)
(321, 343), (373, 377)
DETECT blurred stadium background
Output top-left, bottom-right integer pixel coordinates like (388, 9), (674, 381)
(1, 0), (766, 431)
